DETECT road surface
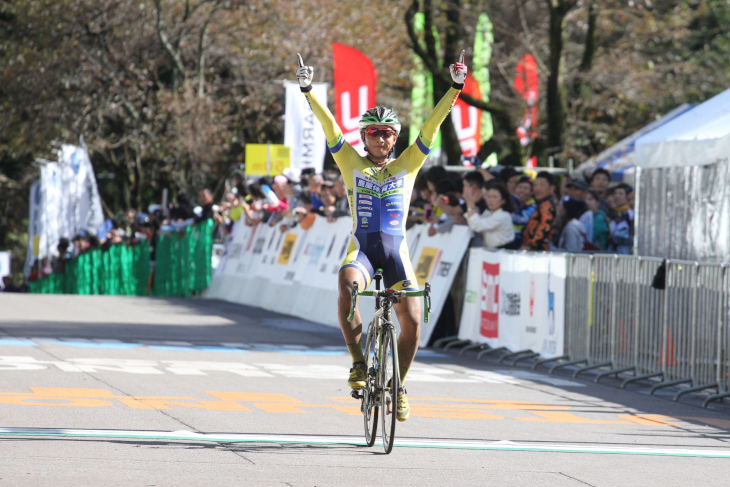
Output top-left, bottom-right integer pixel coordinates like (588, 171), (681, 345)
(0, 294), (729, 486)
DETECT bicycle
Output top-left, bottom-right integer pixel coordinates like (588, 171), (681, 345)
(347, 269), (431, 454)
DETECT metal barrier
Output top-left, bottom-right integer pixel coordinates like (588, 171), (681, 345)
(557, 255), (730, 407)
(440, 248), (730, 407)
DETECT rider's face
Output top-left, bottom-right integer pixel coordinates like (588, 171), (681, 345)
(362, 125), (397, 159)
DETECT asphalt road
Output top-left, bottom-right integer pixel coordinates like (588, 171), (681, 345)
(1, 294), (729, 486)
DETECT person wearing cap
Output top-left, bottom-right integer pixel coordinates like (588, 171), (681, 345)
(567, 180), (589, 200)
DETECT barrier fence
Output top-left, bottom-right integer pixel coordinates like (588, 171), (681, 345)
(29, 242), (150, 296)
(561, 254), (730, 407)
(29, 220), (214, 298)
(153, 219), (214, 298)
(443, 250), (730, 408)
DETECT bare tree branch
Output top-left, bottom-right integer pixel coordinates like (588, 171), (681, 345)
(154, 0), (186, 82)
(198, 0), (223, 98)
(404, 0), (439, 74)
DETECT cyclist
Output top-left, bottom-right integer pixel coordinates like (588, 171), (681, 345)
(296, 51), (467, 422)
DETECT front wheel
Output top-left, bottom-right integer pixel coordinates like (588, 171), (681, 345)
(380, 324), (399, 454)
(363, 321), (378, 447)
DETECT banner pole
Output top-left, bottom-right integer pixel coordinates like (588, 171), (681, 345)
(162, 189), (169, 217)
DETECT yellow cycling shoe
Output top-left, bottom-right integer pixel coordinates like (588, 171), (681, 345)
(348, 362), (367, 390)
(397, 387), (409, 422)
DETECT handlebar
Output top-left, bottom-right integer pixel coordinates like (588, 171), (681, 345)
(347, 281), (432, 323)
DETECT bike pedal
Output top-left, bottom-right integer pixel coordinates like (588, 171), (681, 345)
(350, 390), (363, 400)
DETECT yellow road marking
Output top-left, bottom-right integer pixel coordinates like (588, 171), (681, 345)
(329, 396), (570, 410)
(0, 387), (717, 427)
(209, 392), (302, 403)
(617, 414), (679, 427)
(516, 411), (629, 424)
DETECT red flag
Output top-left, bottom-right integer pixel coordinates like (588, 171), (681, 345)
(333, 43), (377, 156)
(451, 72), (482, 157)
(514, 54), (539, 146)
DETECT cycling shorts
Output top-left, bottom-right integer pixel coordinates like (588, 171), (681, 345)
(340, 233), (418, 291)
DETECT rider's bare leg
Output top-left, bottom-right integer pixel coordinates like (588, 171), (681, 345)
(337, 267), (367, 347)
(393, 296), (422, 383)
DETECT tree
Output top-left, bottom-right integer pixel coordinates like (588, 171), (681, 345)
(545, 0), (578, 161)
(405, 0), (521, 165)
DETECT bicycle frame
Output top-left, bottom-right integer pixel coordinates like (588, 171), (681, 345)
(347, 271), (432, 452)
(363, 298), (398, 407)
(348, 273), (431, 401)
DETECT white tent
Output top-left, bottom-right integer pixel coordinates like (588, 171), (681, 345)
(636, 88), (730, 168)
(577, 104), (693, 176)
(633, 87), (730, 262)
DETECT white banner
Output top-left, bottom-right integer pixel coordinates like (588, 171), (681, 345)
(24, 145), (104, 271)
(459, 249), (566, 358)
(58, 144), (104, 238)
(206, 220), (471, 346)
(0, 251), (10, 287)
(284, 81), (328, 175)
(24, 181), (42, 276)
(39, 163), (62, 260)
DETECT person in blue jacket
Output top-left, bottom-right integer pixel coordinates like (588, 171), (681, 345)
(510, 175), (536, 249)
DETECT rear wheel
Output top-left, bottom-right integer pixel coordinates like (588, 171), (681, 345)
(380, 324), (399, 454)
(363, 321), (378, 447)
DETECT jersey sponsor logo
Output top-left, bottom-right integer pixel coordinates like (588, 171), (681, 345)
(389, 213), (399, 218)
(389, 220), (399, 225)
(359, 194), (372, 200)
(358, 211), (372, 217)
(355, 176), (404, 194)
(357, 205), (373, 211)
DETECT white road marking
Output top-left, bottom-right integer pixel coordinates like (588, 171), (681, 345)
(0, 428), (729, 458)
(0, 357), (476, 382)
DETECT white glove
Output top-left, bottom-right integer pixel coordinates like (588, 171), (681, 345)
(449, 50), (467, 85)
(296, 53), (314, 90)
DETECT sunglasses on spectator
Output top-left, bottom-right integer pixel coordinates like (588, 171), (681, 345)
(365, 128), (397, 139)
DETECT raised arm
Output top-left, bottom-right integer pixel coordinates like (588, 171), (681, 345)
(403, 51), (467, 169)
(296, 53), (349, 157)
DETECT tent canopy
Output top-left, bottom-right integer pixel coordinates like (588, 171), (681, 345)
(636, 87), (730, 169)
(577, 104), (693, 175)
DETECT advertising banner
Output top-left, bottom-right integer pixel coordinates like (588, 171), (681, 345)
(58, 145), (104, 239)
(40, 163), (62, 260)
(0, 251), (10, 287)
(206, 220), (471, 347)
(24, 181), (41, 276)
(245, 144), (291, 176)
(284, 81), (328, 174)
(333, 43), (377, 157)
(451, 73), (482, 158)
(459, 249), (565, 358)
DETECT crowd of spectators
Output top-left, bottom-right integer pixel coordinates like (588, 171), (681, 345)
(214, 168), (352, 234)
(390, 164), (635, 254)
(14, 162), (636, 292)
(182, 164), (636, 256)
